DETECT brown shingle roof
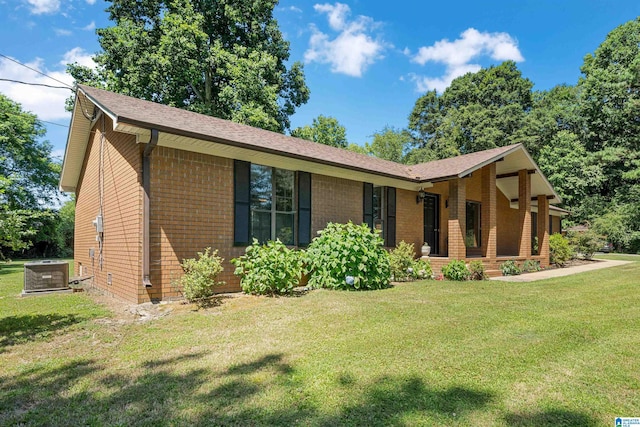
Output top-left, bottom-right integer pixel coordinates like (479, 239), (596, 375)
(79, 85), (415, 181)
(77, 85), (527, 183)
(407, 144), (522, 181)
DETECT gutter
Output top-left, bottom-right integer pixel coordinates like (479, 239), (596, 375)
(142, 129), (159, 287)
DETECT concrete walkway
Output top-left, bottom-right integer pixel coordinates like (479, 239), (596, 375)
(490, 259), (632, 282)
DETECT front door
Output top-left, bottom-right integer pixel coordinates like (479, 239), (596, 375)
(423, 194), (440, 255)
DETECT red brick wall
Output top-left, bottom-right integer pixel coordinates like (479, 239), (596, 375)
(148, 146), (244, 298)
(311, 174), (363, 234)
(396, 188), (423, 255)
(74, 118), (142, 303)
(518, 170), (532, 257)
(496, 188), (520, 256)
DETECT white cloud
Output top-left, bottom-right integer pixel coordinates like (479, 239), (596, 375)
(304, 2), (385, 77)
(85, 0), (96, 4)
(410, 28), (524, 92)
(60, 47), (95, 68)
(25, 0), (60, 14)
(0, 48), (96, 121)
(54, 28), (72, 36)
(288, 6), (302, 13)
(82, 20), (96, 31)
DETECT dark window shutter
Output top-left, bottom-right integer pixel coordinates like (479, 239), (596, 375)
(385, 186), (396, 247)
(234, 160), (251, 246)
(363, 183), (373, 230)
(297, 171), (312, 246)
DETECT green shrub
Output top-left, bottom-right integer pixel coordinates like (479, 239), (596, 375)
(412, 258), (433, 280)
(304, 221), (391, 290)
(389, 241), (416, 281)
(499, 259), (521, 276)
(522, 259), (541, 272)
(550, 233), (574, 266)
(568, 229), (605, 260)
(180, 247), (225, 302)
(468, 260), (488, 280)
(231, 239), (303, 295)
(441, 260), (470, 281)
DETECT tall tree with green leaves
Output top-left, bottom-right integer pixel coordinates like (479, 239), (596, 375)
(0, 93), (59, 258)
(0, 94), (59, 210)
(364, 126), (412, 163)
(67, 0), (309, 133)
(291, 115), (348, 148)
(408, 61), (535, 159)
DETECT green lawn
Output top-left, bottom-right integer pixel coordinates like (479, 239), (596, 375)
(1, 259), (639, 426)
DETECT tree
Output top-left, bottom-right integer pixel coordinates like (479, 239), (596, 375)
(291, 115), (347, 148)
(67, 0), (309, 133)
(408, 61), (535, 160)
(537, 130), (603, 210)
(0, 94), (60, 210)
(525, 84), (585, 160)
(580, 17), (640, 155)
(364, 126), (412, 163)
(0, 93), (60, 259)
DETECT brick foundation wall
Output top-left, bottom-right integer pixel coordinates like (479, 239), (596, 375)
(74, 118), (142, 303)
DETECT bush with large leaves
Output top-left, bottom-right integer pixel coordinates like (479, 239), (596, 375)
(304, 222), (390, 290)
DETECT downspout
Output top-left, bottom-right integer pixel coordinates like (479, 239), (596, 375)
(142, 129), (159, 287)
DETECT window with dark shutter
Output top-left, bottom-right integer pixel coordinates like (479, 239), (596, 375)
(363, 183), (373, 230)
(298, 172), (312, 246)
(234, 160), (251, 246)
(385, 187), (396, 247)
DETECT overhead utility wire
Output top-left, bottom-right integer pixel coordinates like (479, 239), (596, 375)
(0, 52), (74, 89)
(0, 78), (72, 91)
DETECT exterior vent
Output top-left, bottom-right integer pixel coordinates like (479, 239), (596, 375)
(23, 261), (70, 293)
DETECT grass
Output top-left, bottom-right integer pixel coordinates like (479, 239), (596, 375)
(1, 258), (639, 426)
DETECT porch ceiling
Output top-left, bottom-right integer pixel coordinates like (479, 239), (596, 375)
(494, 148), (560, 205)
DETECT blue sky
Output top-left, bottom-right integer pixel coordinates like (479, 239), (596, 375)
(1, 0), (639, 161)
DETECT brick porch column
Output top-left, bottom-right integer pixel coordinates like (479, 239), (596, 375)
(518, 169), (532, 258)
(481, 163), (497, 260)
(448, 177), (466, 259)
(537, 195), (550, 266)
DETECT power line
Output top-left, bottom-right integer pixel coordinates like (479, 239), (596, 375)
(0, 109), (70, 128)
(0, 78), (72, 91)
(0, 52), (73, 89)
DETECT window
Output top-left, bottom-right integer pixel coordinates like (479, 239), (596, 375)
(250, 165), (295, 245)
(465, 201), (481, 248)
(549, 215), (553, 234)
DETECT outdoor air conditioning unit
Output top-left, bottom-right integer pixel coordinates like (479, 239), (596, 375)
(23, 261), (70, 294)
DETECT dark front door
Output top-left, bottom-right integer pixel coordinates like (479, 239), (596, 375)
(423, 194), (440, 255)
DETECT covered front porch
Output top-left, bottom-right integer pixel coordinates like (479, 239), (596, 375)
(412, 145), (564, 275)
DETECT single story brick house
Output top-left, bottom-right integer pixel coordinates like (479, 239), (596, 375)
(60, 85), (566, 303)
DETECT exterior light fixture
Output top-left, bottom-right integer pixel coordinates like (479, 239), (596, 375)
(416, 189), (426, 204)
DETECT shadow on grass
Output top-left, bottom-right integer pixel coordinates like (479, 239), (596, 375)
(0, 314), (84, 352)
(504, 409), (597, 426)
(0, 351), (496, 426)
(0, 262), (23, 275)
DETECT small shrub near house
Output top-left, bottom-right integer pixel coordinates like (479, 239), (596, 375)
(522, 259), (541, 272)
(412, 258), (433, 280)
(231, 239), (303, 295)
(389, 241), (416, 281)
(568, 229), (605, 260)
(468, 260), (488, 280)
(550, 233), (574, 266)
(441, 260), (470, 281)
(500, 259), (521, 276)
(304, 221), (391, 290)
(180, 247), (225, 303)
